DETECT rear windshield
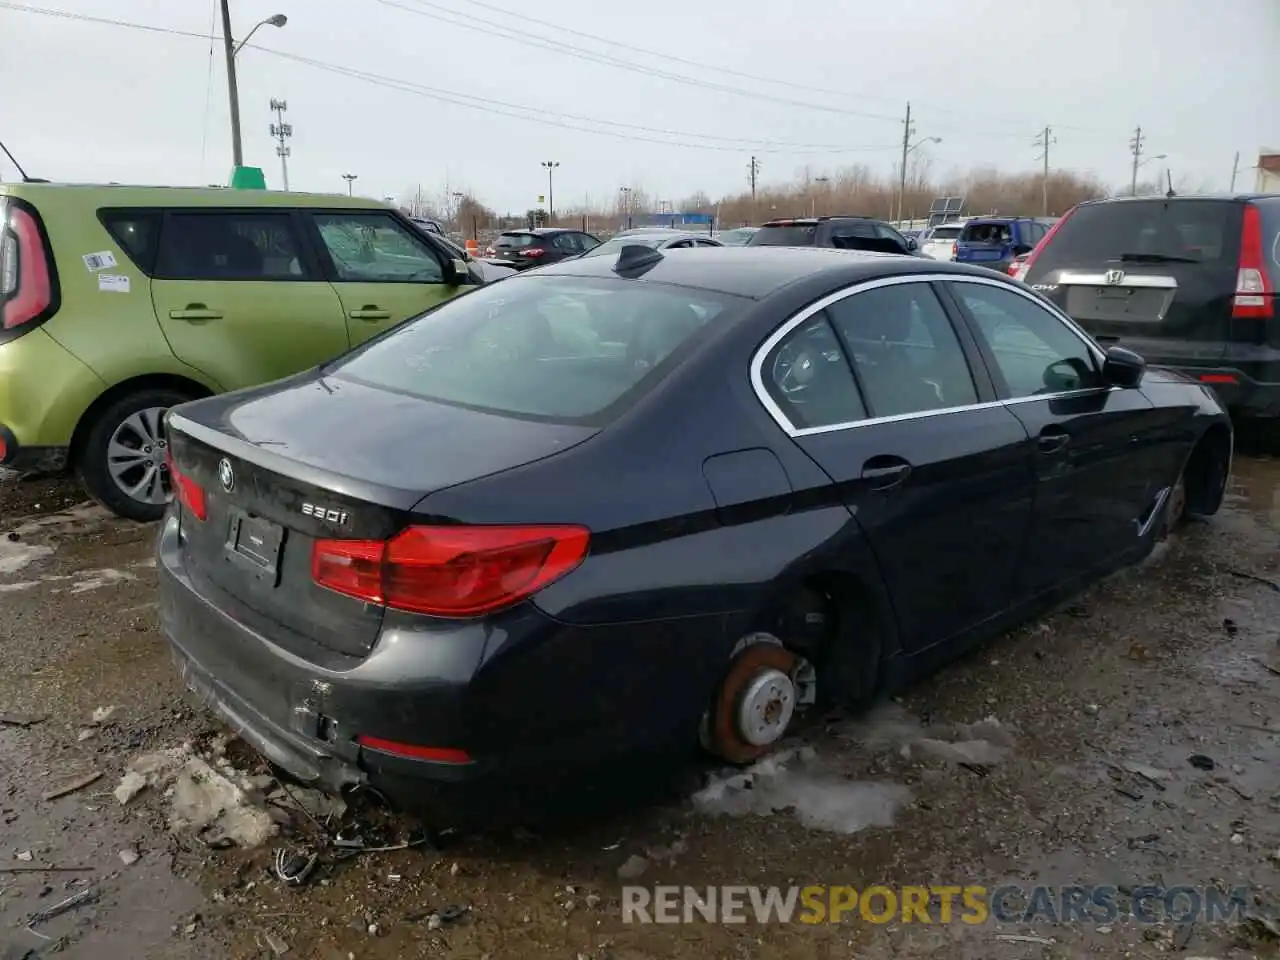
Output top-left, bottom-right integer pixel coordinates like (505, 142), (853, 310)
(1033, 199), (1243, 271)
(961, 221), (1013, 244)
(495, 233), (538, 248)
(749, 225), (818, 246)
(330, 277), (738, 425)
(579, 235), (667, 258)
(929, 225), (963, 240)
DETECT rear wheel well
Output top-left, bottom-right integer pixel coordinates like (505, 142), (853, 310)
(69, 374), (212, 470)
(1184, 423), (1231, 516)
(772, 570), (886, 709)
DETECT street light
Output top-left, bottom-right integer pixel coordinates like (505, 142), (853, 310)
(219, 3), (287, 169)
(541, 161), (559, 222)
(897, 136), (942, 225)
(812, 176), (830, 217)
(342, 173), (357, 196)
(619, 186), (632, 230)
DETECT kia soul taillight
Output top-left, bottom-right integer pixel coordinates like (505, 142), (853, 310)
(0, 200), (56, 336)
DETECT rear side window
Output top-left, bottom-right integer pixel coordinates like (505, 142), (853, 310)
(1032, 200), (1244, 273)
(332, 277), (737, 425)
(155, 212), (311, 281)
(963, 222), (1013, 244)
(828, 282), (978, 416)
(749, 225), (818, 246)
(496, 233), (537, 248)
(99, 209), (161, 273)
(763, 315), (867, 429)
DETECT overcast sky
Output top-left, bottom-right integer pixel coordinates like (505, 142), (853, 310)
(2, 0), (1276, 212)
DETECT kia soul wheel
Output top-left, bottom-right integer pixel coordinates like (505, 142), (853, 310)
(79, 389), (191, 522)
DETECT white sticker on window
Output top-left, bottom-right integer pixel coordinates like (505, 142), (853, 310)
(98, 274), (130, 293)
(83, 251), (118, 272)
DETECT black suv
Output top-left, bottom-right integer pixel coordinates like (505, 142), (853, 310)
(1020, 195), (1280, 420)
(485, 227), (600, 270)
(746, 216), (922, 256)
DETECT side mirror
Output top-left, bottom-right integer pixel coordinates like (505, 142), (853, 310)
(446, 258), (471, 285)
(1102, 345), (1146, 388)
(905, 236), (919, 252)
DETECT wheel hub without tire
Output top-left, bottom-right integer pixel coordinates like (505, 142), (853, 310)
(708, 641), (806, 763)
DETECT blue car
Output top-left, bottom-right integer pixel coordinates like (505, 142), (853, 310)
(953, 217), (1052, 273)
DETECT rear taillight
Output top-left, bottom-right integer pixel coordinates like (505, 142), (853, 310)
(485, 247), (496, 256)
(950, 242), (957, 260)
(1012, 207), (1075, 282)
(522, 247), (545, 258)
(1233, 205), (1273, 319)
(167, 451), (207, 521)
(0, 204), (55, 333)
(1009, 255), (1027, 277)
(312, 524), (590, 618)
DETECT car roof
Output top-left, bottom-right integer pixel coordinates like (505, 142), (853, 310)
(0, 182), (392, 210)
(760, 215), (880, 226)
(527, 246), (1004, 300)
(1076, 194), (1279, 207)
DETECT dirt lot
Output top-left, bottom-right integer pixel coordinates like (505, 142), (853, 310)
(1, 455), (1279, 960)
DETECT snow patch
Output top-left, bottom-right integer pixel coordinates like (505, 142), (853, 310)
(693, 748), (910, 834)
(115, 743), (278, 849)
(69, 568), (137, 594)
(0, 541), (53, 576)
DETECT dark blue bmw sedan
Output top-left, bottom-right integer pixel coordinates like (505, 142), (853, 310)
(157, 245), (1233, 826)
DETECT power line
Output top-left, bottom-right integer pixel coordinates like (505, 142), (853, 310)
(373, 0), (907, 124)
(0, 1), (210, 38)
(0, 1), (901, 157)
(252, 45), (900, 155)
(378, 0), (1129, 140)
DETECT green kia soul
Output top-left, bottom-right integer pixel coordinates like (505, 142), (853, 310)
(0, 183), (479, 521)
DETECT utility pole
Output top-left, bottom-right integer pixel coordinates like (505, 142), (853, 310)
(342, 173), (357, 196)
(541, 161), (559, 222)
(269, 98), (291, 191)
(897, 102), (914, 225)
(1033, 125), (1056, 216)
(219, 0), (243, 168)
(1129, 125), (1144, 196)
(748, 156), (760, 202)
(1230, 151), (1240, 192)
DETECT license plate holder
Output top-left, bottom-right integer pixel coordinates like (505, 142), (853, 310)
(1095, 285), (1132, 301)
(225, 509), (285, 585)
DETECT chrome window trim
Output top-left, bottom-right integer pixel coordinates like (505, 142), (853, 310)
(749, 272), (1113, 439)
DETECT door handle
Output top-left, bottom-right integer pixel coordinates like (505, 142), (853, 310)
(169, 304), (222, 321)
(349, 306), (392, 321)
(861, 455), (912, 490)
(1038, 427), (1071, 453)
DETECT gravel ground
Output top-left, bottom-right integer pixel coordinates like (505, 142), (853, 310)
(0, 454), (1278, 960)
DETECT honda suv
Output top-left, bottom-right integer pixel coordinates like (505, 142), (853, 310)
(746, 216), (922, 256)
(1018, 195), (1279, 420)
(0, 183), (480, 521)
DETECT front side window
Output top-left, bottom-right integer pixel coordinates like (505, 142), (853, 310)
(947, 281), (1103, 398)
(828, 282), (978, 418)
(763, 315), (867, 430)
(312, 213), (443, 283)
(155, 212), (310, 281)
(332, 277), (735, 424)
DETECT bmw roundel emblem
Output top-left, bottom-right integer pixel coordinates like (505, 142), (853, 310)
(217, 458), (235, 493)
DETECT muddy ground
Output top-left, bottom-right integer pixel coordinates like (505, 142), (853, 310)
(1, 454), (1279, 960)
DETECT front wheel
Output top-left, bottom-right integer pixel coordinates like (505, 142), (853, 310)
(78, 388), (192, 522)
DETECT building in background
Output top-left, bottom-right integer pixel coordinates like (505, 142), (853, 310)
(1257, 150), (1280, 193)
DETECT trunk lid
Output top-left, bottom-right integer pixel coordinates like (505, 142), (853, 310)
(167, 372), (598, 659)
(1025, 199), (1244, 361)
